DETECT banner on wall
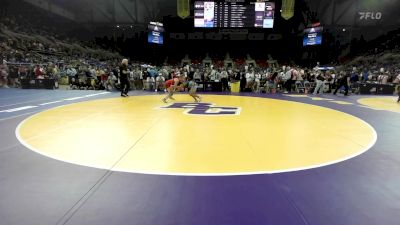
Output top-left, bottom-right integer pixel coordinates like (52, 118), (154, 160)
(281, 0), (295, 20)
(177, 0), (190, 19)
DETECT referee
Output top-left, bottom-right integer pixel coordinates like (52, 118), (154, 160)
(120, 59), (130, 97)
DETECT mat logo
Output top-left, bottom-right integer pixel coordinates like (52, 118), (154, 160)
(161, 103), (241, 116)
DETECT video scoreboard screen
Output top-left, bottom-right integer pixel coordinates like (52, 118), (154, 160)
(303, 26), (323, 46)
(194, 0), (275, 28)
(148, 22), (164, 45)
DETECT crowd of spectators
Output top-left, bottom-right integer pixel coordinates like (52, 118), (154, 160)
(0, 13), (123, 89)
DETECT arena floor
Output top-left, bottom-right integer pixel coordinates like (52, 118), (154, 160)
(0, 88), (399, 225)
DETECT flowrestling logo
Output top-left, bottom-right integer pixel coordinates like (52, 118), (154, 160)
(161, 103), (241, 116)
(359, 12), (382, 20)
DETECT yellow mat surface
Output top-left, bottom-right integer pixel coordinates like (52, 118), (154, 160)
(358, 97), (400, 114)
(17, 95), (376, 175)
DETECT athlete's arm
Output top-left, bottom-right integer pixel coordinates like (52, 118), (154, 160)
(173, 78), (180, 86)
(171, 78), (179, 90)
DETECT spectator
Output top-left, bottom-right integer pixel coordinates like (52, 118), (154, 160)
(119, 59), (130, 97)
(397, 86), (400, 103)
(313, 72), (325, 95)
(8, 64), (18, 87)
(0, 60), (9, 88)
(34, 65), (44, 79)
(155, 73), (165, 92)
(283, 67), (294, 94)
(334, 71), (350, 96)
(361, 69), (369, 83)
(220, 69), (229, 91)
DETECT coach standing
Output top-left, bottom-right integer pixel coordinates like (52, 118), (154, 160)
(120, 59), (130, 97)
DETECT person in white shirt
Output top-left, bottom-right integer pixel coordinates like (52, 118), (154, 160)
(220, 70), (229, 91)
(155, 74), (165, 92)
(194, 69), (201, 81)
(67, 66), (77, 87)
(254, 72), (261, 92)
(209, 69), (216, 81)
(146, 76), (155, 90)
(129, 70), (135, 90)
(282, 67), (293, 94)
(90, 67), (96, 78)
(295, 69), (303, 81)
(261, 71), (268, 83)
(245, 70), (255, 89)
(382, 72), (389, 84)
(393, 74), (400, 84)
(331, 72), (336, 84)
(134, 69), (142, 89)
(66, 67), (73, 77)
(214, 69), (221, 81)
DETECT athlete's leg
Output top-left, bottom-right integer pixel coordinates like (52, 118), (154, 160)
(189, 87), (199, 102)
(189, 91), (199, 102)
(162, 87), (172, 103)
(168, 87), (176, 100)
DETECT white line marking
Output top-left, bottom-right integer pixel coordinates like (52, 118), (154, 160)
(329, 100), (354, 105)
(64, 92), (110, 101)
(1, 92), (108, 108)
(0, 98), (50, 108)
(84, 92), (110, 97)
(0, 92), (109, 116)
(0, 111), (38, 122)
(357, 105), (382, 111)
(64, 97), (86, 101)
(0, 92), (48, 101)
(283, 95), (309, 98)
(39, 101), (64, 106)
(0, 106), (38, 113)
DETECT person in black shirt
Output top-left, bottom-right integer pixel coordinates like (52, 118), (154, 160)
(240, 73), (247, 92)
(333, 71), (350, 96)
(120, 59), (130, 97)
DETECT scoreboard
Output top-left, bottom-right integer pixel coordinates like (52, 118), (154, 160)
(303, 26), (323, 46)
(194, 0), (275, 28)
(148, 22), (164, 45)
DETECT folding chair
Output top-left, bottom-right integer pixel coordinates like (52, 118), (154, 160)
(303, 81), (312, 94)
(295, 81), (305, 93)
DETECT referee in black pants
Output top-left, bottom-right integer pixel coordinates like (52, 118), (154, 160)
(120, 59), (130, 97)
(333, 71), (350, 96)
